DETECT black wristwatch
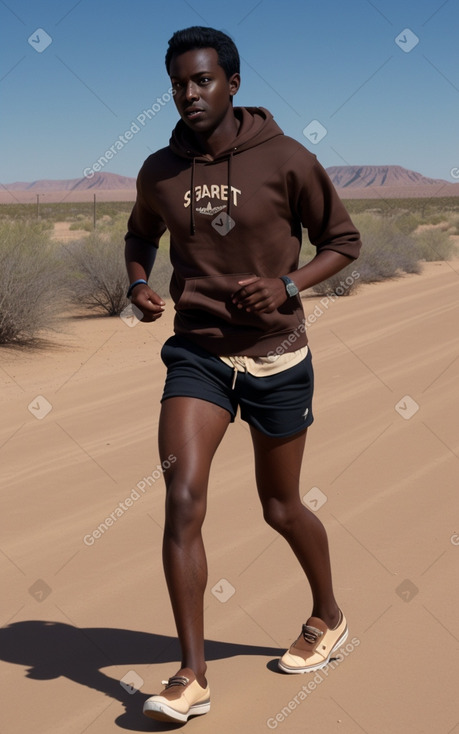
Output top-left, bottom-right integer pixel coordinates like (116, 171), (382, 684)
(280, 276), (299, 298)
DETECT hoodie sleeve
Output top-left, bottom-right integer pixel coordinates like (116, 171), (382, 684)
(125, 160), (167, 249)
(295, 157), (361, 260)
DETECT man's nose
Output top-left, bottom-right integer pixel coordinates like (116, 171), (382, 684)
(185, 81), (199, 101)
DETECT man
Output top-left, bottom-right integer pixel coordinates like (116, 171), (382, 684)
(125, 26), (361, 723)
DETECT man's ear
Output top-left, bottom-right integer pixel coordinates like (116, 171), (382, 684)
(229, 73), (241, 97)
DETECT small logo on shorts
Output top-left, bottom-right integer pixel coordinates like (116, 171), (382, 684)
(303, 408), (309, 419)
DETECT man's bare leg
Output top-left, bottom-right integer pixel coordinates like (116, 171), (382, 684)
(158, 397), (231, 686)
(250, 426), (340, 628)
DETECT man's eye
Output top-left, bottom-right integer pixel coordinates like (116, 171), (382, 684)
(172, 81), (183, 89)
(199, 77), (211, 84)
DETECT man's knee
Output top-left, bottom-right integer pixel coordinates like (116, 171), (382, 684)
(261, 496), (300, 533)
(165, 481), (206, 530)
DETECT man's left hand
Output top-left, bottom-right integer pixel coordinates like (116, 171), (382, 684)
(232, 276), (288, 314)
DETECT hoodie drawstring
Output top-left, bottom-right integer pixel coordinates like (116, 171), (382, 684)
(227, 151), (233, 221)
(190, 156), (196, 235)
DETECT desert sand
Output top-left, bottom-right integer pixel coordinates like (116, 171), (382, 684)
(1, 260), (458, 733)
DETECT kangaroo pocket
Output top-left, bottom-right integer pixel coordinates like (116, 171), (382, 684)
(174, 273), (302, 334)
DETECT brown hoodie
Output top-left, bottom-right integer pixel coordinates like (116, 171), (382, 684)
(125, 107), (361, 356)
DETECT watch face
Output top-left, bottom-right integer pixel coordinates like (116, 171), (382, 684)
(281, 276), (299, 297)
(286, 282), (299, 296)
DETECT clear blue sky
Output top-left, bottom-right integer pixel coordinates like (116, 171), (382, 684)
(1, 0), (458, 183)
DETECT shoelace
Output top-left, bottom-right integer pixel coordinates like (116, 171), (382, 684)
(301, 624), (323, 644)
(161, 675), (189, 689)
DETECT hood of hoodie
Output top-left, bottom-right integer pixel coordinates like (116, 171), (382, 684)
(169, 106), (284, 161)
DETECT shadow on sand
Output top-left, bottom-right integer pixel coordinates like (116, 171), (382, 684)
(0, 620), (283, 730)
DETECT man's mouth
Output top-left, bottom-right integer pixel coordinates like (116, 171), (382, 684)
(185, 107), (204, 119)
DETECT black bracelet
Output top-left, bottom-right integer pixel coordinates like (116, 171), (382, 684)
(127, 279), (148, 298)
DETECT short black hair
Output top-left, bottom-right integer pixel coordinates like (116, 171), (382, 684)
(165, 26), (240, 79)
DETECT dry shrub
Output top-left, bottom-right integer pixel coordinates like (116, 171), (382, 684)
(313, 213), (421, 296)
(0, 221), (64, 345)
(312, 262), (362, 296)
(392, 211), (423, 235)
(413, 228), (457, 261)
(63, 231), (128, 316)
(62, 216), (172, 314)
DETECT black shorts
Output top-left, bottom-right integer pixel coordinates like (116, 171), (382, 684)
(160, 335), (314, 438)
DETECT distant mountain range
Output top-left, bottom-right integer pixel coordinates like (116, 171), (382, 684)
(1, 166), (458, 203)
(326, 165), (450, 189)
(2, 172), (136, 192)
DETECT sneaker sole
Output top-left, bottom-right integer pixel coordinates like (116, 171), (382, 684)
(143, 700), (210, 723)
(278, 626), (349, 674)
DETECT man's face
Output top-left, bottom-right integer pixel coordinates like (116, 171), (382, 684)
(169, 47), (240, 136)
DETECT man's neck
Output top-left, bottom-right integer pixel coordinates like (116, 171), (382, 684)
(193, 109), (240, 158)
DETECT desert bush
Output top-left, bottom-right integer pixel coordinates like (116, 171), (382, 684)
(62, 217), (172, 315)
(392, 210), (422, 234)
(413, 228), (457, 262)
(148, 247), (173, 299)
(103, 214), (173, 299)
(63, 230), (129, 316)
(0, 221), (64, 344)
(444, 213), (459, 236)
(312, 262), (362, 296)
(287, 209), (458, 298)
(312, 213), (421, 295)
(353, 213), (422, 280)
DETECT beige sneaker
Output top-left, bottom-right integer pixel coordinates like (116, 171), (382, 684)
(143, 669), (210, 723)
(278, 611), (348, 674)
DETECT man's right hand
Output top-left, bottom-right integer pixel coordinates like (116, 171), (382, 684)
(130, 284), (165, 322)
